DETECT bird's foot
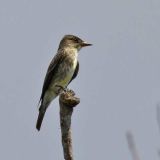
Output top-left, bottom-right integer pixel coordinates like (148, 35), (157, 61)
(55, 85), (67, 94)
(55, 85), (75, 96)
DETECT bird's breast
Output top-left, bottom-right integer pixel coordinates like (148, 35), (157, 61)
(58, 56), (77, 86)
(50, 52), (78, 90)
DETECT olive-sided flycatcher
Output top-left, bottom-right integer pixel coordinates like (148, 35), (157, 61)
(36, 35), (92, 131)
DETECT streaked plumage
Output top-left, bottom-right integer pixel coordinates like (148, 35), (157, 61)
(36, 35), (92, 131)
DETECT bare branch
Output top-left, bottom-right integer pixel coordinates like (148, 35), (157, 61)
(59, 90), (80, 160)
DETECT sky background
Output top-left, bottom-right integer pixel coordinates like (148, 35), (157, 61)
(0, 0), (160, 159)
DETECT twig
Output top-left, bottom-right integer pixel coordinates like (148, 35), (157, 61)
(59, 90), (80, 160)
(126, 131), (141, 160)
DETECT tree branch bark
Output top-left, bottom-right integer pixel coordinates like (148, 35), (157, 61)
(59, 90), (80, 160)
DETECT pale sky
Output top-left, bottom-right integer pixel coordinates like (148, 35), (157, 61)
(0, 0), (160, 159)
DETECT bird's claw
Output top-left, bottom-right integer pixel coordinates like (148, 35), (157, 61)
(55, 85), (68, 94)
(68, 89), (75, 96)
(55, 85), (75, 96)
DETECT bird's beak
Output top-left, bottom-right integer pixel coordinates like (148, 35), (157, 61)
(81, 41), (92, 47)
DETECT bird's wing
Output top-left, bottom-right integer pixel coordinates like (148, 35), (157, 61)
(39, 51), (66, 103)
(68, 61), (79, 84)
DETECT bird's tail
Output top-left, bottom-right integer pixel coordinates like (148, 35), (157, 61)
(36, 105), (46, 131)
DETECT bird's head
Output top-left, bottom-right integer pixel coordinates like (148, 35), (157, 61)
(58, 35), (92, 51)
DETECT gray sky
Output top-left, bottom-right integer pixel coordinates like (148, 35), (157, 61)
(0, 0), (160, 159)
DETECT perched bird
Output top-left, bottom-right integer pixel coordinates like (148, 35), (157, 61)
(36, 35), (92, 131)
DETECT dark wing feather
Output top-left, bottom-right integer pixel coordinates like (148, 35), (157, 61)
(39, 51), (66, 103)
(68, 61), (79, 84)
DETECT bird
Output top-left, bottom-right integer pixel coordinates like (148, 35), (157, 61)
(36, 35), (92, 131)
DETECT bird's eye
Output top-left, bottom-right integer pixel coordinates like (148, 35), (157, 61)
(68, 36), (80, 43)
(74, 38), (80, 43)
